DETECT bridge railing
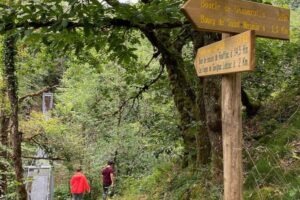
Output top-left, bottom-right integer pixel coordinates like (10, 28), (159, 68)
(24, 165), (54, 200)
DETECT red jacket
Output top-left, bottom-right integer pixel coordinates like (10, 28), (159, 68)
(70, 172), (90, 194)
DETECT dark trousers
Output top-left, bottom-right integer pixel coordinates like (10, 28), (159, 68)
(72, 193), (84, 200)
(102, 185), (110, 200)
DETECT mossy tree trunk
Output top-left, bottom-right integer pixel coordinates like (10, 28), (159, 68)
(163, 50), (211, 167)
(0, 103), (9, 196)
(192, 31), (223, 182)
(3, 35), (27, 200)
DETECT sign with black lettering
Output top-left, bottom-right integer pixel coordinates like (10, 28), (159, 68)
(195, 30), (255, 77)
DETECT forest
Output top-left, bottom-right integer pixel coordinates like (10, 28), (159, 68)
(0, 0), (299, 199)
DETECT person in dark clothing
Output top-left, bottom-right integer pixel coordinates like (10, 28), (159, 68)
(101, 160), (115, 200)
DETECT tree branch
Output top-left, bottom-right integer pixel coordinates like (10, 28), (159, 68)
(2, 21), (86, 32)
(145, 51), (160, 68)
(103, 0), (121, 7)
(1, 18), (186, 33)
(173, 25), (192, 51)
(18, 85), (58, 103)
(23, 133), (43, 141)
(99, 54), (162, 121)
(141, 0), (154, 3)
(113, 64), (165, 117)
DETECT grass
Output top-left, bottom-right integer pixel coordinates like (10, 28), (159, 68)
(244, 108), (300, 200)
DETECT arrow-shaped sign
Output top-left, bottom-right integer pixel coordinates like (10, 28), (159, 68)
(181, 0), (290, 40)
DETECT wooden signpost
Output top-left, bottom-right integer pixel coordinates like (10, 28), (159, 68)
(181, 0), (290, 40)
(181, 0), (290, 199)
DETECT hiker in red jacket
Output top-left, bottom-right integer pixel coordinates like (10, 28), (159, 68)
(70, 167), (90, 200)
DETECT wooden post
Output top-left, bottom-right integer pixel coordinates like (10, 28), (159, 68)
(222, 33), (243, 200)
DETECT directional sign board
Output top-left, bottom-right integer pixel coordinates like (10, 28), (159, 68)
(195, 30), (255, 77)
(181, 0), (290, 40)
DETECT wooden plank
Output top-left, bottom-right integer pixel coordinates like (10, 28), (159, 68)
(181, 0), (290, 40)
(222, 33), (243, 200)
(194, 30), (255, 77)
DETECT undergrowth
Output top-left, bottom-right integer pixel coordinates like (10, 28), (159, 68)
(244, 88), (300, 199)
(115, 163), (223, 200)
(115, 87), (300, 200)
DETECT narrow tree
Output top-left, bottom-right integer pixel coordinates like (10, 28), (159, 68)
(0, 80), (9, 199)
(3, 35), (27, 200)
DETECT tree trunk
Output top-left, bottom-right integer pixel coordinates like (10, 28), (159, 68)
(203, 77), (223, 184)
(192, 31), (223, 181)
(0, 115), (9, 197)
(194, 78), (211, 167)
(163, 53), (208, 167)
(3, 35), (27, 200)
(0, 78), (9, 197)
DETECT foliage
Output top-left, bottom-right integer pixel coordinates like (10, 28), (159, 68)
(20, 112), (85, 163)
(0, 0), (299, 199)
(242, 2), (300, 102)
(17, 44), (65, 97)
(244, 97), (300, 199)
(39, 36), (183, 199)
(117, 84), (300, 200)
(243, 37), (300, 101)
(116, 163), (223, 200)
